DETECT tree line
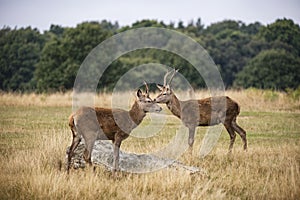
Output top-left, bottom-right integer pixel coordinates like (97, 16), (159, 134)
(0, 18), (299, 92)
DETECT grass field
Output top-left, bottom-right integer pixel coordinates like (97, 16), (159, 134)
(0, 89), (299, 199)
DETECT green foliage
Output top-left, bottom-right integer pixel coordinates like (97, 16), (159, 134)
(258, 18), (300, 56)
(34, 21), (114, 92)
(234, 49), (300, 90)
(202, 21), (254, 86)
(0, 27), (44, 91)
(0, 18), (299, 92)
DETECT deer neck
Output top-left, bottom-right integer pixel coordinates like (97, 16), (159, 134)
(129, 101), (146, 127)
(166, 94), (181, 119)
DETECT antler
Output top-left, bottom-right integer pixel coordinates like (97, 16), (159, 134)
(163, 69), (172, 86)
(143, 80), (149, 96)
(168, 68), (179, 85)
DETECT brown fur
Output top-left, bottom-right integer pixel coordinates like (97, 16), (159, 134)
(155, 70), (247, 152)
(67, 89), (161, 174)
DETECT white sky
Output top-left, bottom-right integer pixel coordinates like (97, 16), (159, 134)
(0, 0), (299, 31)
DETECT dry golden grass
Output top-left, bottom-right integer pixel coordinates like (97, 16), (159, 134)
(0, 90), (299, 199)
(1, 88), (299, 112)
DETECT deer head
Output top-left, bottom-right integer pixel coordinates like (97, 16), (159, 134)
(137, 81), (162, 112)
(154, 69), (179, 103)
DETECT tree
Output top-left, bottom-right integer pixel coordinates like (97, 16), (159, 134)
(204, 20), (241, 35)
(0, 27), (44, 91)
(241, 22), (262, 35)
(34, 22), (113, 92)
(1, 18), (299, 92)
(234, 49), (300, 90)
(257, 18), (300, 56)
(202, 20), (253, 87)
(184, 18), (204, 37)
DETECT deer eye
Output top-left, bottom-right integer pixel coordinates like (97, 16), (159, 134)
(163, 93), (167, 95)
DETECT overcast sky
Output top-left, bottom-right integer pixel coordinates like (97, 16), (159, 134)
(0, 0), (299, 31)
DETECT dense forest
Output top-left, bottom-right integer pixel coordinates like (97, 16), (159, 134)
(0, 18), (300, 92)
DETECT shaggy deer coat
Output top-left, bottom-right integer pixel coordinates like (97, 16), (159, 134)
(155, 70), (247, 152)
(67, 88), (162, 173)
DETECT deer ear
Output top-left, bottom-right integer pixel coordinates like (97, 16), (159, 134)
(137, 89), (143, 98)
(156, 84), (164, 91)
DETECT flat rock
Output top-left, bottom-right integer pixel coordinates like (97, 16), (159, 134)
(66, 140), (206, 175)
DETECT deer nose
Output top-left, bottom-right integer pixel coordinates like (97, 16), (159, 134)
(154, 98), (156, 102)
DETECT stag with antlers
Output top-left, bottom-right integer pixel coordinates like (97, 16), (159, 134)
(154, 69), (247, 152)
(67, 82), (162, 174)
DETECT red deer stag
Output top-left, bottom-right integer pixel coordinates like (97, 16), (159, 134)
(67, 82), (162, 174)
(154, 69), (247, 152)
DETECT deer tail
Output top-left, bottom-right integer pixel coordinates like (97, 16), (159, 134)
(68, 114), (76, 137)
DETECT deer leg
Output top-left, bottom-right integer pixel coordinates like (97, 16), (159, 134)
(186, 126), (196, 156)
(232, 121), (247, 150)
(224, 124), (236, 153)
(113, 135), (122, 175)
(67, 134), (81, 173)
(83, 139), (95, 166)
(188, 126), (196, 148)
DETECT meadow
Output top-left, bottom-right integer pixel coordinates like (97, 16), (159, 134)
(0, 89), (299, 199)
